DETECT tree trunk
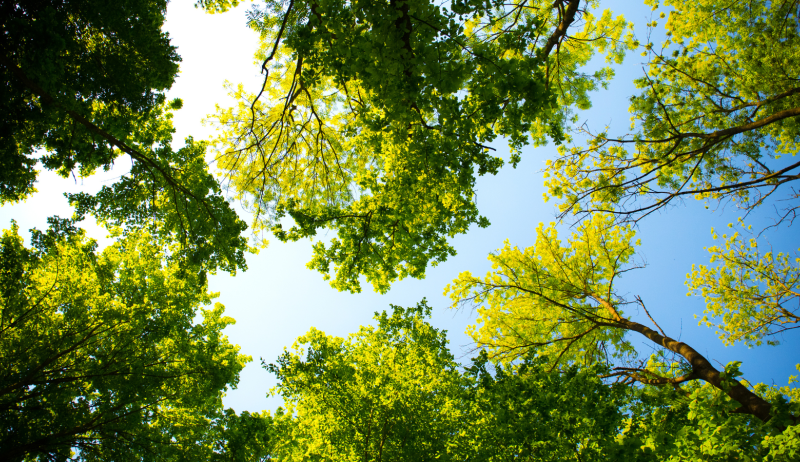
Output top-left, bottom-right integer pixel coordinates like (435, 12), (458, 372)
(620, 318), (775, 423)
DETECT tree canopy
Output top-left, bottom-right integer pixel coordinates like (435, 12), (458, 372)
(439, 0), (800, 455)
(210, 0), (633, 292)
(3, 0), (800, 460)
(0, 220), (250, 460)
(261, 304), (634, 461)
(446, 213), (795, 424)
(1, 0), (250, 275)
(261, 305), (800, 461)
(265, 302), (464, 460)
(686, 220), (800, 348)
(543, 0), (800, 224)
(1, 0), (177, 203)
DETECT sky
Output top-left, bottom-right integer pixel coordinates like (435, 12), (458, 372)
(2, 0), (797, 415)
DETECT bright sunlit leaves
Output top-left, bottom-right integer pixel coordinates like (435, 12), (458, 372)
(209, 0), (633, 292)
(687, 220), (800, 347)
(543, 0), (800, 221)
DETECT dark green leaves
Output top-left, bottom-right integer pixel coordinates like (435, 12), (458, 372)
(0, 223), (250, 461)
(2, 0), (251, 275)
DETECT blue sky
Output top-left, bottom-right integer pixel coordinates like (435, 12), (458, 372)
(2, 0), (797, 415)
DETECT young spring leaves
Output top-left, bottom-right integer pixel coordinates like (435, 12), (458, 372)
(261, 302), (800, 460)
(265, 301), (464, 461)
(614, 377), (800, 462)
(446, 213), (785, 424)
(210, 0), (633, 292)
(544, 0), (800, 223)
(687, 220), (800, 347)
(446, 213), (639, 367)
(266, 304), (635, 461)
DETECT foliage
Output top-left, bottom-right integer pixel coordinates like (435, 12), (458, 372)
(67, 126), (250, 275)
(0, 220), (250, 461)
(265, 304), (633, 461)
(763, 424), (800, 461)
(543, 0), (800, 223)
(265, 305), (800, 460)
(1, 0), (249, 274)
(447, 213), (787, 423)
(458, 352), (630, 461)
(613, 378), (800, 462)
(210, 0), (634, 292)
(5, 0), (800, 459)
(687, 220), (800, 347)
(445, 0), (800, 447)
(1, 0), (177, 202)
(206, 409), (277, 462)
(446, 213), (638, 366)
(197, 0), (250, 14)
(265, 301), (464, 460)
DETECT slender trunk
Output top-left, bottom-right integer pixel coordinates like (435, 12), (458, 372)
(620, 318), (774, 422)
(543, 0), (581, 58)
(594, 296), (777, 423)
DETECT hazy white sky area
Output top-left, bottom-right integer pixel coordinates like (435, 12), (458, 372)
(2, 0), (797, 415)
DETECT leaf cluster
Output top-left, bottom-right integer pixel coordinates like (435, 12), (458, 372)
(0, 223), (250, 461)
(1, 0), (178, 202)
(2, 0), (251, 275)
(687, 220), (800, 347)
(210, 0), (634, 292)
(544, 0), (800, 223)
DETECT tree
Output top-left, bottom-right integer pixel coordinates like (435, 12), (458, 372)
(458, 352), (631, 461)
(686, 220), (799, 348)
(0, 219), (251, 460)
(612, 378), (800, 461)
(209, 0), (634, 292)
(1, 0), (175, 203)
(446, 214), (797, 425)
(264, 303), (641, 461)
(264, 301), (465, 461)
(264, 303), (800, 460)
(543, 0), (800, 224)
(1, 0), (249, 274)
(441, 0), (800, 448)
(205, 409), (277, 462)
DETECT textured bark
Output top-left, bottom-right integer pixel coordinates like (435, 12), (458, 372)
(593, 296), (776, 422)
(543, 0), (581, 58)
(620, 318), (775, 422)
